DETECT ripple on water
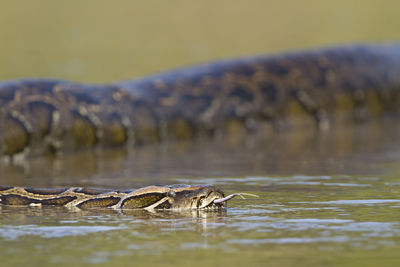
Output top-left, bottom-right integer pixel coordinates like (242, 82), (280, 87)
(0, 225), (125, 240)
(176, 175), (332, 185)
(297, 199), (400, 205)
(175, 175), (375, 189)
(228, 236), (350, 245)
(283, 219), (353, 223)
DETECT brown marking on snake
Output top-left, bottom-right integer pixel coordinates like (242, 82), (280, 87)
(0, 194), (40, 205)
(70, 110), (98, 148)
(24, 187), (69, 195)
(73, 188), (118, 195)
(120, 192), (167, 209)
(40, 196), (78, 205)
(3, 113), (30, 156)
(77, 196), (121, 208)
(0, 194), (77, 206)
(27, 101), (57, 137)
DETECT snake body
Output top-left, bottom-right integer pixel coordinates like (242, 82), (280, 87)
(0, 185), (226, 210)
(1, 44), (400, 157)
(1, 44), (400, 209)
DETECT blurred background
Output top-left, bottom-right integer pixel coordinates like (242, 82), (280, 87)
(0, 0), (399, 83)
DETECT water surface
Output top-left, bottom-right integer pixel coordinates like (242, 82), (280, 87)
(1, 123), (400, 267)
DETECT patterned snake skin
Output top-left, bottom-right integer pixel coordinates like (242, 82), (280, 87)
(0, 184), (226, 210)
(1, 44), (400, 157)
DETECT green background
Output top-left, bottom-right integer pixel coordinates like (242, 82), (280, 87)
(0, 0), (399, 82)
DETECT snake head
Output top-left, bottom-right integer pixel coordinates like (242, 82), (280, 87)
(119, 184), (226, 210)
(166, 185), (226, 210)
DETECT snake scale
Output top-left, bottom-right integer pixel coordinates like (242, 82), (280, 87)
(1, 43), (400, 210)
(0, 184), (228, 210)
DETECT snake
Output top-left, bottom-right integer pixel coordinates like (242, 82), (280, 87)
(0, 43), (400, 210)
(0, 184), (238, 210)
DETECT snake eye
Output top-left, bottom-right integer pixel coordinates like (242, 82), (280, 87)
(167, 190), (176, 197)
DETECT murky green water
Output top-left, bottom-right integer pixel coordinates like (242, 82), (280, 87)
(1, 123), (400, 266)
(2, 175), (400, 267)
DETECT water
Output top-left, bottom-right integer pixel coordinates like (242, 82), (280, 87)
(1, 123), (400, 266)
(1, 175), (400, 266)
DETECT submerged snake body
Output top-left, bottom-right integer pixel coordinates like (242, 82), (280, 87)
(0, 185), (226, 210)
(1, 44), (400, 157)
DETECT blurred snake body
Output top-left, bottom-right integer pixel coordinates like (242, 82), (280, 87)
(1, 43), (399, 157)
(1, 44), (400, 209)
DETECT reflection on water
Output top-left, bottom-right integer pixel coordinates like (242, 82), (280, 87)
(1, 122), (400, 187)
(1, 122), (400, 266)
(0, 225), (124, 240)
